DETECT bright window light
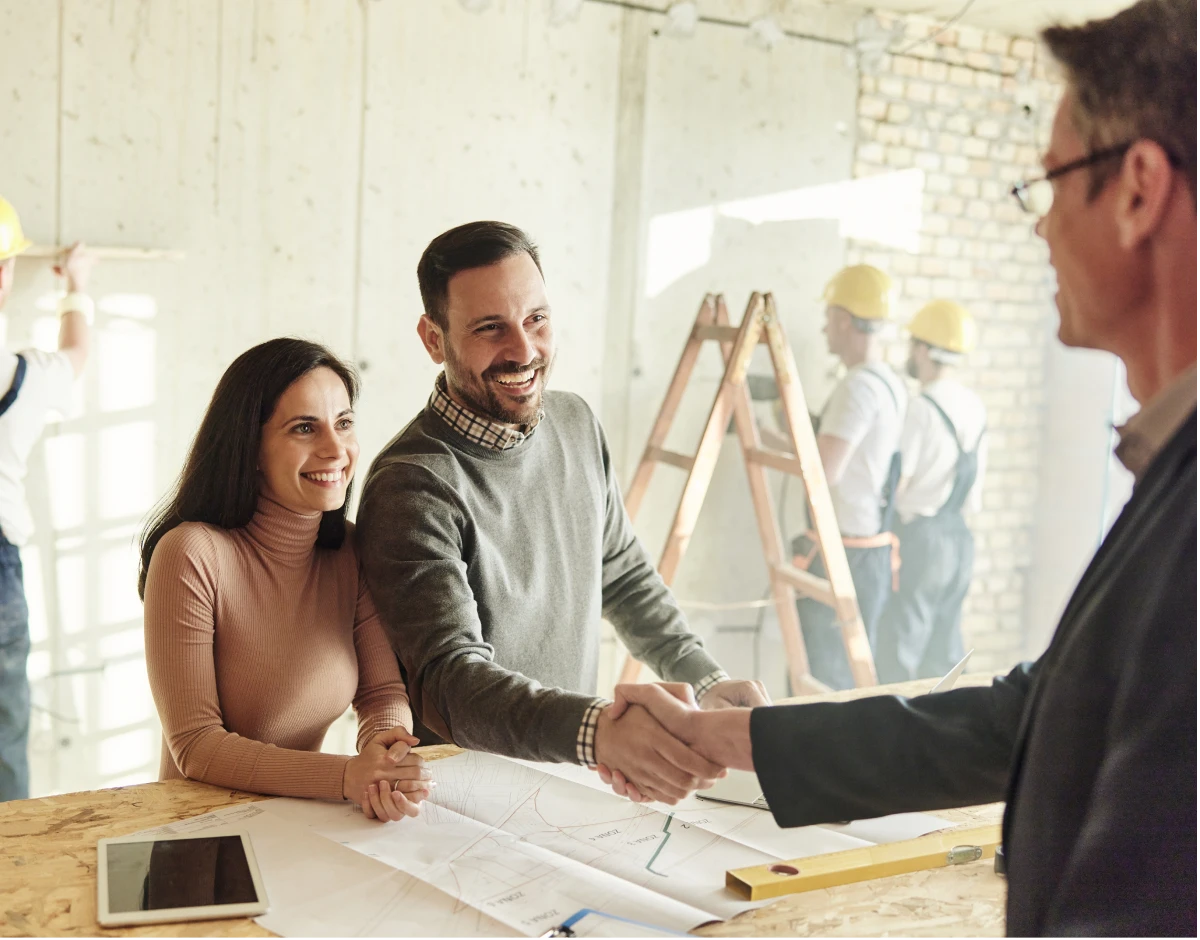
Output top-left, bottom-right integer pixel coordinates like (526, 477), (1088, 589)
(98, 320), (156, 413)
(45, 433), (85, 530)
(718, 169), (926, 253)
(99, 545), (143, 627)
(645, 206), (715, 298)
(99, 421), (155, 521)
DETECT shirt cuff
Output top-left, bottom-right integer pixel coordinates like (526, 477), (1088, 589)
(694, 670), (730, 703)
(575, 697), (611, 769)
(58, 291), (95, 325)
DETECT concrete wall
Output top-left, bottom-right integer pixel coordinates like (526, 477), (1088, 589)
(1, 0), (863, 793)
(0, 0), (1127, 794)
(2, 0), (625, 795)
(1024, 346), (1135, 653)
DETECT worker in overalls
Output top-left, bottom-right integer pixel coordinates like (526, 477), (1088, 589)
(0, 196), (93, 801)
(875, 299), (986, 684)
(792, 264), (906, 690)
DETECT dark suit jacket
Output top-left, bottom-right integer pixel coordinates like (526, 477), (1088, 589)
(752, 412), (1197, 936)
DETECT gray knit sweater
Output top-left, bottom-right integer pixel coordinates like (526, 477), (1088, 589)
(356, 390), (722, 763)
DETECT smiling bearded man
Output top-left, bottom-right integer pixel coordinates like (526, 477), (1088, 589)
(356, 221), (769, 804)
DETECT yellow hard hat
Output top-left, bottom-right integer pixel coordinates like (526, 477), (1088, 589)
(822, 264), (894, 322)
(908, 299), (977, 354)
(0, 197), (31, 262)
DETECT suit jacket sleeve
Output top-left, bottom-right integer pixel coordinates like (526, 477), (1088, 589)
(751, 662), (1034, 827)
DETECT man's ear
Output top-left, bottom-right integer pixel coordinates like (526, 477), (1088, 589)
(417, 315), (446, 365)
(1114, 139), (1176, 251)
(0, 258), (13, 293)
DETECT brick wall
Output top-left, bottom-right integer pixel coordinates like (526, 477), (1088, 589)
(846, 12), (1063, 671)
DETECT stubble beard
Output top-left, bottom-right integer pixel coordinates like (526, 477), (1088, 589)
(443, 342), (554, 426)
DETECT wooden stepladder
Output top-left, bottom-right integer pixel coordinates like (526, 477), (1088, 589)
(619, 292), (878, 694)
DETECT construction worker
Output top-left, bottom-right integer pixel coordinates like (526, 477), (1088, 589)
(792, 264), (906, 690)
(0, 196), (93, 802)
(874, 300), (986, 684)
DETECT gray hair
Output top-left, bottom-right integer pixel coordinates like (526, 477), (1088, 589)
(1042, 0), (1196, 199)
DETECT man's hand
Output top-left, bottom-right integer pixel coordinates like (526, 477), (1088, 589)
(699, 678), (771, 710)
(592, 702), (724, 805)
(52, 242), (96, 294)
(598, 684), (756, 803)
(609, 681), (696, 718)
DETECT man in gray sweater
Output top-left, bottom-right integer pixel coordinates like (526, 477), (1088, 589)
(358, 221), (768, 803)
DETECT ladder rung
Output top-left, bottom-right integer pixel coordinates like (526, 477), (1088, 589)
(646, 446), (695, 472)
(746, 447), (803, 477)
(694, 324), (769, 344)
(772, 563), (836, 607)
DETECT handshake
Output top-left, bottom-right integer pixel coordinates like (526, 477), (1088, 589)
(592, 678), (769, 804)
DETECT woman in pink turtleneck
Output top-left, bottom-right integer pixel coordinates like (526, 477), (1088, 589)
(139, 338), (427, 822)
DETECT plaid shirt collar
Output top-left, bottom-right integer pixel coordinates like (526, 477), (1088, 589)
(430, 373), (544, 451)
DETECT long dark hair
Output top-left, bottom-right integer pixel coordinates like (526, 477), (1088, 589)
(138, 338), (360, 599)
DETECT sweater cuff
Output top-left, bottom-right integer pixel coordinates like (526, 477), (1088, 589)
(355, 704), (415, 754)
(661, 647), (726, 688)
(324, 754), (353, 802)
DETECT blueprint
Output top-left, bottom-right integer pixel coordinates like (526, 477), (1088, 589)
(131, 751), (947, 937)
(258, 750), (949, 935)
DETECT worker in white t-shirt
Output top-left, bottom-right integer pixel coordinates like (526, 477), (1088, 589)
(0, 195), (93, 802)
(792, 264), (907, 690)
(875, 300), (987, 684)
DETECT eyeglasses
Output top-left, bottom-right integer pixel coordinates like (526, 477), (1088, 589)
(1010, 142), (1134, 215)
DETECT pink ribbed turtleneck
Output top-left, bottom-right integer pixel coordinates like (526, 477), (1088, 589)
(143, 495), (411, 800)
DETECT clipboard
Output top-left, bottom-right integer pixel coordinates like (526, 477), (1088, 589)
(539, 908), (689, 937)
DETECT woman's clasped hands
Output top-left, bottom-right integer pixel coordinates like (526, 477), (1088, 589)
(342, 727), (434, 822)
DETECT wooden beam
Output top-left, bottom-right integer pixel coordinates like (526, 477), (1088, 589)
(745, 446), (803, 477)
(645, 446), (695, 472)
(716, 294), (814, 692)
(656, 295), (765, 586)
(25, 244), (185, 262)
(763, 294), (877, 687)
(623, 296), (715, 522)
(694, 324), (769, 344)
(772, 563), (836, 607)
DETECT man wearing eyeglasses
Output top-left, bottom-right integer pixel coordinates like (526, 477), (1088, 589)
(602, 0), (1196, 933)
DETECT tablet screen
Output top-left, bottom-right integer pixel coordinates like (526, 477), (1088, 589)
(105, 835), (261, 914)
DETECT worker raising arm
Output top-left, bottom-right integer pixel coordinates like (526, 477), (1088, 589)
(0, 195), (95, 802)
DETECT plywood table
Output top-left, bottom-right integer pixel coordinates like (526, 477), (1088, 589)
(0, 676), (1005, 938)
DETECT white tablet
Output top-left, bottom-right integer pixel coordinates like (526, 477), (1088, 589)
(97, 830), (269, 927)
